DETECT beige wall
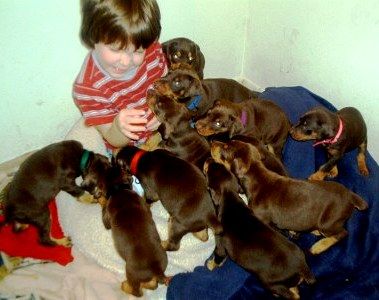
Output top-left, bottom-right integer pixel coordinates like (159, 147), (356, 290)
(243, 0), (379, 160)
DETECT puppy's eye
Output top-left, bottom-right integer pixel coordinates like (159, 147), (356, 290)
(305, 130), (312, 135)
(173, 79), (181, 88)
(214, 120), (222, 128)
(173, 51), (181, 59)
(188, 55), (194, 61)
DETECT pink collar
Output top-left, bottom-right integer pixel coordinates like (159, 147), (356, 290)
(313, 117), (344, 147)
(130, 149), (146, 175)
(241, 111), (248, 127)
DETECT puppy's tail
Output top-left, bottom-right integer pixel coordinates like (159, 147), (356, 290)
(351, 193), (368, 211)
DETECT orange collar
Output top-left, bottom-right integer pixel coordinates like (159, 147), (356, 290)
(130, 149), (146, 175)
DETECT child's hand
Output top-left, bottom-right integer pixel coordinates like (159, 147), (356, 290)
(117, 108), (148, 140)
(146, 109), (161, 131)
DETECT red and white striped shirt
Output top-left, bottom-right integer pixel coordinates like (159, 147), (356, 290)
(73, 41), (167, 146)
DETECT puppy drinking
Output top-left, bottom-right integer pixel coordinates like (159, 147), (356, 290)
(204, 159), (315, 299)
(101, 170), (168, 297)
(196, 98), (291, 158)
(1, 140), (110, 247)
(290, 106), (369, 180)
(211, 140), (368, 255)
(162, 37), (205, 79)
(116, 145), (222, 251)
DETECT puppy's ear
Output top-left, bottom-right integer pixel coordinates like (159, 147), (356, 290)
(231, 158), (248, 178)
(158, 123), (173, 139)
(320, 122), (335, 138)
(209, 188), (222, 206)
(229, 115), (242, 138)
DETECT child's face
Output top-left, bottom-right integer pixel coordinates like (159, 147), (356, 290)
(94, 42), (146, 78)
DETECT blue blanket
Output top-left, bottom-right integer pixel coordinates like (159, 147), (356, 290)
(167, 86), (379, 299)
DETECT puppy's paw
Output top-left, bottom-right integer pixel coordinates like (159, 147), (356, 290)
(51, 236), (72, 247)
(121, 280), (142, 297)
(77, 192), (97, 204)
(327, 166), (338, 178)
(192, 228), (209, 242)
(308, 171), (326, 181)
(161, 240), (180, 251)
(141, 277), (158, 290)
(206, 257), (218, 271)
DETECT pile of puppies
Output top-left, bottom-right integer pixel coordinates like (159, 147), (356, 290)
(0, 37), (370, 299)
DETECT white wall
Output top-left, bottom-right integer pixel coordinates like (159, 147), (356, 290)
(0, 0), (249, 163)
(243, 0), (379, 161)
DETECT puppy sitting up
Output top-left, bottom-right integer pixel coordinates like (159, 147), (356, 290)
(116, 145), (222, 251)
(1, 140), (110, 247)
(211, 140), (368, 255)
(290, 106), (369, 180)
(204, 159), (315, 299)
(101, 169), (168, 297)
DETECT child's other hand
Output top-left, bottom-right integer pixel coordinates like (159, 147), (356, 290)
(146, 109), (161, 131)
(117, 108), (148, 140)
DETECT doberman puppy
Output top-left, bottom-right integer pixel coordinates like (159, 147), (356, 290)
(162, 37), (205, 79)
(204, 158), (315, 299)
(290, 106), (369, 180)
(211, 139), (368, 255)
(1, 140), (110, 246)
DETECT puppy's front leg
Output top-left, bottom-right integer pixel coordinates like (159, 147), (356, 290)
(309, 151), (341, 181)
(207, 235), (227, 271)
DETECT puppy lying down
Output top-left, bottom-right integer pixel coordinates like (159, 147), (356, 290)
(55, 118), (216, 299)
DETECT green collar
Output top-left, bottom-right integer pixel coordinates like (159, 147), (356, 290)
(80, 150), (91, 172)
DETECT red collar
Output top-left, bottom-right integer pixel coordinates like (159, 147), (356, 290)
(313, 117), (344, 147)
(130, 149), (146, 175)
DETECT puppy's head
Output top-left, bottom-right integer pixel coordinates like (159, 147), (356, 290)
(203, 158), (240, 207)
(290, 106), (335, 141)
(196, 100), (242, 137)
(81, 152), (112, 199)
(153, 63), (202, 101)
(115, 145), (141, 174)
(210, 140), (261, 178)
(163, 37), (201, 68)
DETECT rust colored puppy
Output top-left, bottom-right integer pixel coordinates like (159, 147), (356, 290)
(153, 63), (260, 118)
(196, 98), (291, 158)
(290, 106), (369, 180)
(146, 88), (210, 170)
(101, 171), (168, 297)
(162, 37), (205, 79)
(116, 145), (222, 251)
(203, 159), (315, 299)
(1, 140), (110, 246)
(211, 140), (368, 255)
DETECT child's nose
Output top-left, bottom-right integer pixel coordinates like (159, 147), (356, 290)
(119, 52), (132, 67)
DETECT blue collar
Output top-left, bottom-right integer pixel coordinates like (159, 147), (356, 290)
(187, 95), (202, 111)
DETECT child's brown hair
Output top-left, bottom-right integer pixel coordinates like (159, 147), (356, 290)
(80, 0), (161, 50)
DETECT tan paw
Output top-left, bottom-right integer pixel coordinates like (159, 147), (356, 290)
(77, 193), (97, 204)
(192, 228), (209, 242)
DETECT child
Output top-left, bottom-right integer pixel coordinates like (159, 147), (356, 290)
(73, 0), (168, 154)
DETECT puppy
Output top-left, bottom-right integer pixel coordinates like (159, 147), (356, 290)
(153, 63), (260, 118)
(101, 170), (168, 297)
(162, 37), (205, 79)
(1, 140), (110, 247)
(211, 140), (368, 255)
(196, 98), (291, 158)
(116, 145), (222, 251)
(146, 88), (210, 170)
(204, 158), (315, 299)
(290, 106), (369, 180)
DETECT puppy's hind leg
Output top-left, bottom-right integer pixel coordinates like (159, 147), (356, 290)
(357, 140), (369, 176)
(34, 212), (71, 247)
(161, 217), (188, 251)
(310, 229), (348, 255)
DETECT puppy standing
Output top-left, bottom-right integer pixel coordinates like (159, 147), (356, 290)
(116, 145), (222, 251)
(146, 89), (210, 170)
(204, 159), (315, 299)
(211, 140), (368, 255)
(101, 170), (168, 297)
(162, 37), (205, 79)
(1, 140), (110, 246)
(290, 106), (369, 180)
(196, 98), (291, 158)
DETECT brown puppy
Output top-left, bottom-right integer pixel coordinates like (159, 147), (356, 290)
(153, 63), (260, 118)
(101, 171), (168, 297)
(290, 106), (369, 180)
(146, 88), (210, 170)
(211, 140), (368, 255)
(196, 98), (291, 158)
(204, 159), (315, 299)
(162, 37), (205, 79)
(1, 140), (110, 246)
(116, 145), (222, 251)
